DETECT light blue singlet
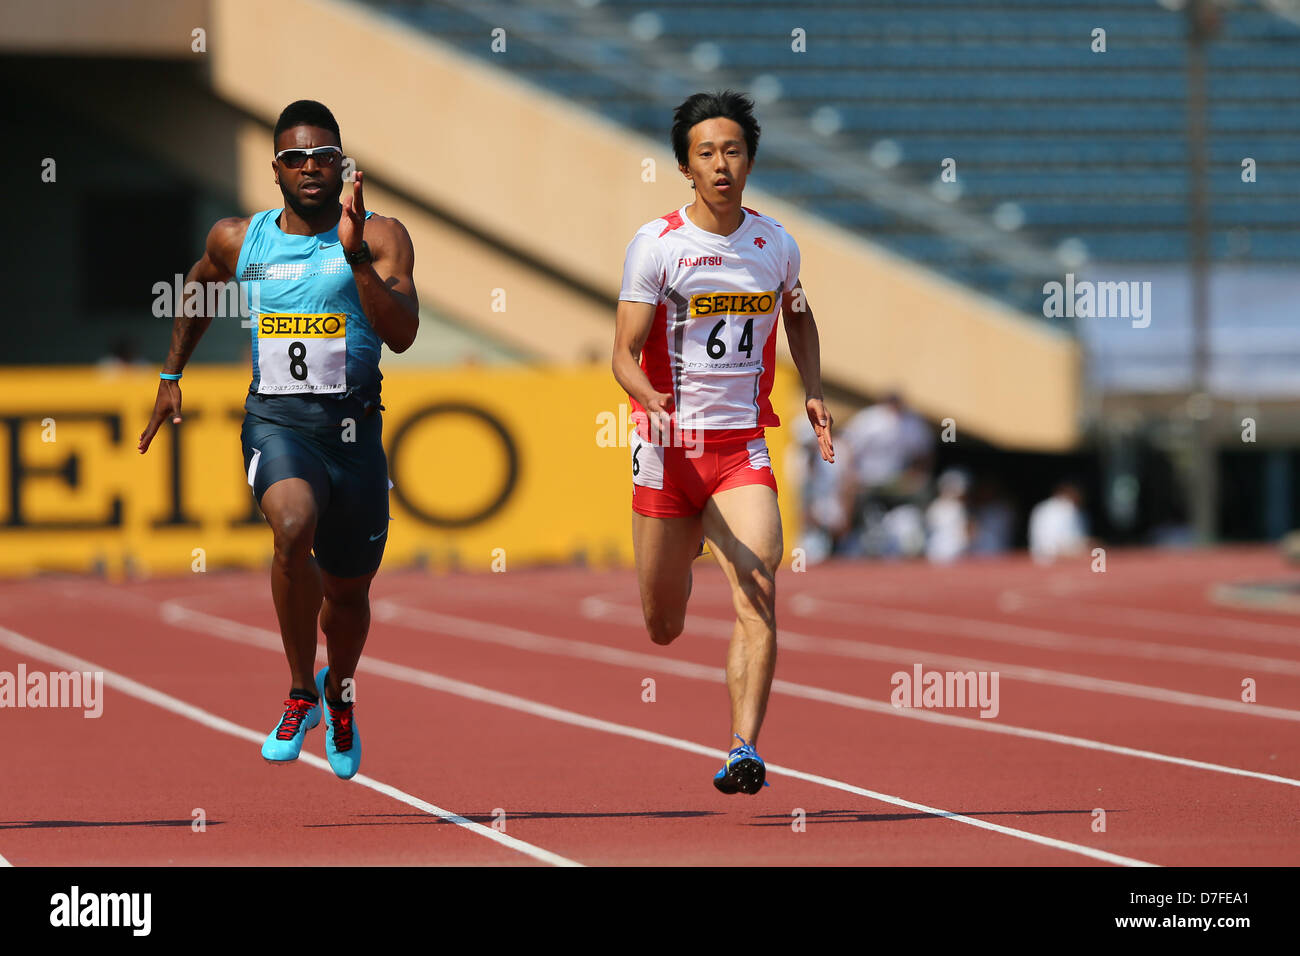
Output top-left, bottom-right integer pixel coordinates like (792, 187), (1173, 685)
(236, 208), (383, 428)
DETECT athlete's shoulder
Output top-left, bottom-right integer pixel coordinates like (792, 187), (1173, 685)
(210, 214), (253, 242)
(744, 206), (800, 264)
(362, 211), (406, 235)
(743, 206), (794, 235)
(206, 215), (253, 273)
(632, 207), (690, 242)
(363, 212), (415, 260)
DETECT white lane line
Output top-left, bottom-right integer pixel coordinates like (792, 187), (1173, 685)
(577, 595), (1300, 722)
(156, 600), (1156, 867)
(0, 852), (11, 866)
(998, 590), (1300, 647)
(368, 598), (1300, 790)
(791, 593), (1300, 675)
(0, 625), (581, 868)
(111, 586), (1300, 788)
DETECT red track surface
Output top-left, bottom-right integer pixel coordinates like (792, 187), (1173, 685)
(2, 546), (1298, 866)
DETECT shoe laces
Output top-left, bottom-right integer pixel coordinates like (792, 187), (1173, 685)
(327, 701), (355, 752)
(275, 698), (316, 740)
(727, 733), (757, 762)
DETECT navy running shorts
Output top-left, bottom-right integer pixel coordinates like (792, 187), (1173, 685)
(240, 410), (391, 578)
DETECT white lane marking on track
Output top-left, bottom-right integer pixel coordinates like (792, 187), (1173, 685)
(998, 589), (1300, 646)
(157, 599), (1157, 866)
(0, 852), (11, 866)
(0, 625), (581, 868)
(369, 597), (1300, 790)
(576, 594), (1300, 722)
(51, 581), (1300, 787)
(790, 593), (1300, 675)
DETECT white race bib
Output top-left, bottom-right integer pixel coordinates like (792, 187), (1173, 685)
(255, 313), (347, 394)
(630, 432), (665, 489)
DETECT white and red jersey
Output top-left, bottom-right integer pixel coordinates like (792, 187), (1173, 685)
(619, 204), (800, 446)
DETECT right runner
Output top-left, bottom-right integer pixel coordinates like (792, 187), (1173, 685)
(611, 90), (835, 795)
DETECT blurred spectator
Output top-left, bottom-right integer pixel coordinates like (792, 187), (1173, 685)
(841, 391), (933, 494)
(881, 503), (927, 558)
(1029, 481), (1089, 564)
(925, 469), (971, 563)
(969, 476), (1015, 556)
(840, 392), (934, 556)
(793, 414), (852, 563)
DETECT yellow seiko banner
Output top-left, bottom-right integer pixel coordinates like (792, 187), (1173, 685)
(0, 365), (800, 576)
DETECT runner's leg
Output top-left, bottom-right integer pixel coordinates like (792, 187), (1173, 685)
(259, 477), (324, 695)
(702, 483), (782, 750)
(318, 568), (377, 699)
(633, 511), (704, 645)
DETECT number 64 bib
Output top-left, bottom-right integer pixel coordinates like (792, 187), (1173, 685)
(256, 313), (347, 394)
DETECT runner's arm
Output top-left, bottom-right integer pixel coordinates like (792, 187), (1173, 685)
(612, 300), (673, 429)
(139, 217), (244, 453)
(782, 282), (834, 463)
(351, 216), (418, 353)
(341, 172), (419, 353)
(162, 218), (242, 373)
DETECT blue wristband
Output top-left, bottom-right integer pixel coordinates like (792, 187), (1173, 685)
(160, 372), (182, 381)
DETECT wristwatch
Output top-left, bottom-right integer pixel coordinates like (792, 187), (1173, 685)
(345, 240), (372, 266)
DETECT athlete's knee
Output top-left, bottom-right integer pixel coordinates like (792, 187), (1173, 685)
(732, 559), (777, 621)
(323, 578), (372, 610)
(645, 610), (685, 646)
(270, 511), (315, 563)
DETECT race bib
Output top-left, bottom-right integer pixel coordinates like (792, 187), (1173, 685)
(255, 313), (347, 394)
(630, 432), (665, 489)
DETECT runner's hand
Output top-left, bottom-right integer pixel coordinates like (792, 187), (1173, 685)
(339, 169), (366, 256)
(807, 396), (834, 463)
(644, 391), (675, 442)
(139, 379), (182, 454)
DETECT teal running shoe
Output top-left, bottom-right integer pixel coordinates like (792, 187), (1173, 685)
(712, 734), (770, 794)
(317, 666), (361, 780)
(261, 691), (321, 762)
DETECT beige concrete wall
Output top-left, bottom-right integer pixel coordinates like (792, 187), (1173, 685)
(3, 0), (1083, 448)
(206, 0), (1079, 450)
(30, 55), (613, 366)
(0, 0), (208, 57)
(233, 122), (617, 363)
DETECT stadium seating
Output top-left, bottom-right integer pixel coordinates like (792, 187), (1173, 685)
(360, 0), (1300, 317)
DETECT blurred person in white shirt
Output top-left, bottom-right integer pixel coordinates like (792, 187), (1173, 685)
(792, 414), (852, 562)
(841, 392), (933, 493)
(1029, 481), (1089, 564)
(926, 469), (971, 564)
(841, 392), (934, 555)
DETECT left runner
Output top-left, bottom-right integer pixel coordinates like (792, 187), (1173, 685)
(138, 100), (419, 779)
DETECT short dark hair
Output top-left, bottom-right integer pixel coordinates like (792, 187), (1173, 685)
(671, 90), (760, 167)
(273, 100), (340, 148)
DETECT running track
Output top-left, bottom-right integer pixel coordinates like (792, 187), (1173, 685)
(2, 547), (1298, 866)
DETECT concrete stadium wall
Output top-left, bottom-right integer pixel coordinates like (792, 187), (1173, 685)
(208, 0), (1080, 450)
(4, 0), (1082, 450)
(0, 0), (208, 57)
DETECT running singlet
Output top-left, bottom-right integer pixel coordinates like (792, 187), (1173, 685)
(236, 208), (384, 427)
(618, 204), (800, 446)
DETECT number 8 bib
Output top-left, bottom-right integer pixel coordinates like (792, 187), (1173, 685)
(255, 313), (348, 394)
